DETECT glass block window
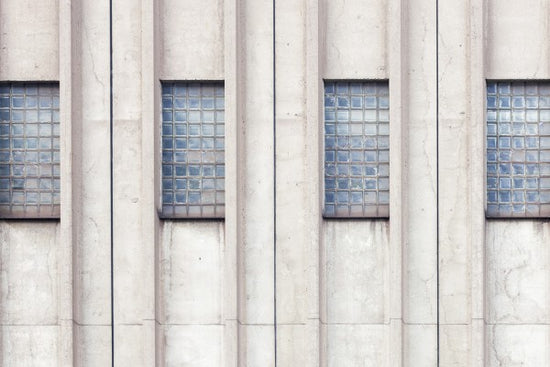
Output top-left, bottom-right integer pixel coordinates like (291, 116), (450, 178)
(324, 81), (389, 217)
(487, 81), (550, 217)
(161, 82), (225, 218)
(0, 83), (60, 218)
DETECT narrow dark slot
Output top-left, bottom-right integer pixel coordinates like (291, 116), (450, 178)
(272, 0), (278, 365)
(109, 0), (115, 364)
(435, 0), (440, 365)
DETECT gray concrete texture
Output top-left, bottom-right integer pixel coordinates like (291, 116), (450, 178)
(0, 0), (549, 366)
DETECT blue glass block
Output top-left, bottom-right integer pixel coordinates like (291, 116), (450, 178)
(337, 137), (349, 149)
(350, 178), (362, 189)
(526, 151), (538, 162)
(162, 98), (173, 109)
(325, 192), (335, 203)
(336, 191), (349, 203)
(487, 177), (497, 189)
(526, 164), (538, 175)
(365, 179), (376, 189)
(337, 178), (349, 189)
(540, 192), (550, 203)
(324, 80), (389, 217)
(162, 124), (173, 135)
(351, 97), (362, 108)
(351, 192), (362, 204)
(337, 96), (349, 108)
(365, 166), (377, 176)
(325, 178), (336, 189)
(203, 166), (214, 177)
(188, 192), (201, 204)
(188, 137), (201, 149)
(499, 191), (511, 203)
(174, 98), (186, 109)
(498, 83), (511, 95)
(162, 165), (173, 176)
(216, 166), (225, 177)
(325, 164), (336, 176)
(175, 179), (186, 189)
(498, 110), (511, 122)
(526, 97), (538, 108)
(499, 137), (511, 148)
(379, 178), (389, 190)
(526, 137), (538, 148)
(512, 112), (525, 123)
(499, 178), (511, 189)
(499, 150), (511, 161)
(337, 111), (349, 122)
(12, 97), (24, 108)
(350, 165), (362, 176)
(175, 166), (186, 176)
(487, 83), (497, 94)
(513, 204), (525, 213)
(175, 111), (187, 122)
(162, 111), (173, 121)
(487, 190), (497, 203)
(174, 84), (187, 96)
(499, 97), (510, 108)
(163, 192), (174, 204)
(325, 136), (336, 149)
(512, 164), (524, 175)
(499, 163), (510, 175)
(337, 165), (349, 176)
(337, 151), (349, 162)
(188, 179), (200, 189)
(162, 138), (173, 149)
(526, 110), (538, 123)
(162, 84), (173, 95)
(527, 191), (539, 202)
(188, 165), (201, 176)
(487, 150), (497, 162)
(162, 151), (173, 162)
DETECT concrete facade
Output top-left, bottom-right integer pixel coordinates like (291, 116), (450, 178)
(0, 0), (549, 366)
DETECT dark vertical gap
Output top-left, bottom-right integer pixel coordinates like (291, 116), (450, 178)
(272, 0), (278, 366)
(435, 0), (440, 366)
(109, 0), (115, 364)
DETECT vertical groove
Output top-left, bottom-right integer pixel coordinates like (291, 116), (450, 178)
(272, 0), (278, 365)
(109, 0), (115, 364)
(435, 0), (440, 365)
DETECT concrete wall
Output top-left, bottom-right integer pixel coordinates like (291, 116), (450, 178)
(0, 0), (549, 366)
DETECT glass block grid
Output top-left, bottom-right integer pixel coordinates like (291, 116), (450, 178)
(324, 81), (389, 218)
(161, 82), (225, 218)
(0, 83), (60, 218)
(487, 81), (550, 217)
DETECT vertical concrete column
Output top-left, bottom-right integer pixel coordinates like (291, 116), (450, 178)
(438, 0), (485, 365)
(388, 0), (404, 365)
(59, 0), (74, 365)
(485, 1), (550, 365)
(402, 0), (438, 365)
(236, 0), (275, 365)
(275, 0), (320, 366)
(112, 0), (156, 365)
(224, 0), (239, 365)
(69, 0), (112, 365)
